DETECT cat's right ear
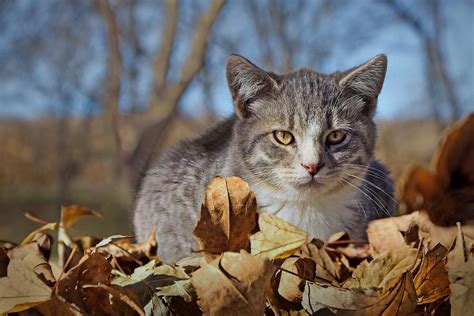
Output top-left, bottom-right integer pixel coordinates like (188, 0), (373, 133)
(226, 55), (278, 119)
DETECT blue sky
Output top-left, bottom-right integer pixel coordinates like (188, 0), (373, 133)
(0, 0), (472, 120)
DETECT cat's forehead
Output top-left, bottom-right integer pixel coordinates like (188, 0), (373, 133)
(279, 69), (339, 103)
(267, 69), (347, 128)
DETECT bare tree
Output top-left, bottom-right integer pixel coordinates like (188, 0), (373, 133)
(383, 0), (462, 121)
(96, 0), (226, 188)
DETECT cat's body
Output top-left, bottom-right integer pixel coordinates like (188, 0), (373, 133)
(134, 55), (395, 262)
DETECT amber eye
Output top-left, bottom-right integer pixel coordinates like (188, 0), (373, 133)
(327, 130), (346, 145)
(273, 131), (294, 145)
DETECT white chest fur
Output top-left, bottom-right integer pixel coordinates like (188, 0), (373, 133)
(251, 184), (360, 240)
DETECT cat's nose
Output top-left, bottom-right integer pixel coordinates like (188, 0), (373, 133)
(302, 162), (325, 176)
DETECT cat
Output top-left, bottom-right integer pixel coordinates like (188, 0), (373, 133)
(134, 54), (395, 262)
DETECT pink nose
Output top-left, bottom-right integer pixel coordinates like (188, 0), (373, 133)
(302, 163), (324, 176)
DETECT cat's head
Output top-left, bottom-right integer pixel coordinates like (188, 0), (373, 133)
(226, 54), (387, 198)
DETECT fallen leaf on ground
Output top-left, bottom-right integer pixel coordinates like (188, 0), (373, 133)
(447, 224), (474, 316)
(55, 252), (115, 314)
(251, 212), (308, 259)
(299, 241), (340, 283)
(193, 177), (258, 256)
(0, 244), (52, 313)
(303, 272), (417, 315)
(343, 245), (418, 290)
(368, 210), (474, 255)
(413, 243), (450, 304)
(277, 257), (316, 303)
(192, 250), (274, 315)
(399, 113), (474, 225)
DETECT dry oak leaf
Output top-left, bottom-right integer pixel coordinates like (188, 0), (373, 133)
(367, 210), (474, 255)
(303, 272), (417, 315)
(192, 250), (274, 316)
(0, 245), (52, 313)
(193, 177), (258, 255)
(251, 212), (308, 259)
(413, 243), (450, 305)
(447, 224), (474, 316)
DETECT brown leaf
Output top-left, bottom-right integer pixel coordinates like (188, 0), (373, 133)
(325, 232), (371, 275)
(90, 230), (158, 274)
(277, 257), (316, 303)
(251, 212), (308, 259)
(413, 243), (450, 305)
(399, 113), (474, 225)
(193, 177), (258, 256)
(299, 241), (339, 283)
(367, 210), (474, 255)
(192, 250), (274, 315)
(84, 283), (145, 316)
(35, 296), (83, 316)
(57, 205), (101, 270)
(20, 222), (57, 246)
(303, 272), (417, 315)
(55, 253), (114, 315)
(0, 244), (52, 313)
(8, 243), (56, 286)
(61, 205), (102, 229)
(447, 223), (474, 315)
(0, 247), (9, 278)
(343, 245), (418, 291)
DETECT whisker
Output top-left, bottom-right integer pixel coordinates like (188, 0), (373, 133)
(345, 172), (399, 206)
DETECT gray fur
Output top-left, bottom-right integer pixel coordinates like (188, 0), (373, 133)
(134, 54), (395, 262)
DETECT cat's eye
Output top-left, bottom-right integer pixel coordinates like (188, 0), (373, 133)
(327, 130), (346, 145)
(273, 130), (294, 145)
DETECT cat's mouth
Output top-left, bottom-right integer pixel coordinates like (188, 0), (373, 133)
(293, 177), (324, 189)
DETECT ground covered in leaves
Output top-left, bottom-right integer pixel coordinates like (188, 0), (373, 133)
(1, 114), (473, 315)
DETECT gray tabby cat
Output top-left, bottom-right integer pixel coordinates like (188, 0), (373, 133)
(134, 54), (395, 262)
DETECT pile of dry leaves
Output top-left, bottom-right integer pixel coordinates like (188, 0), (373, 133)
(1, 114), (473, 315)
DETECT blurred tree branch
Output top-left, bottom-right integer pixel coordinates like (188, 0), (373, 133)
(96, 0), (124, 176)
(96, 0), (226, 187)
(383, 0), (461, 121)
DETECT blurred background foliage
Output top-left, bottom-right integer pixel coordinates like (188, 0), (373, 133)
(0, 0), (472, 241)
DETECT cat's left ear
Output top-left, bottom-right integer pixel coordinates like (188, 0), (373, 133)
(226, 54), (279, 119)
(338, 54), (387, 117)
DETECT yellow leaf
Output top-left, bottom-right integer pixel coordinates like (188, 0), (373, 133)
(193, 177), (258, 255)
(251, 212), (308, 259)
